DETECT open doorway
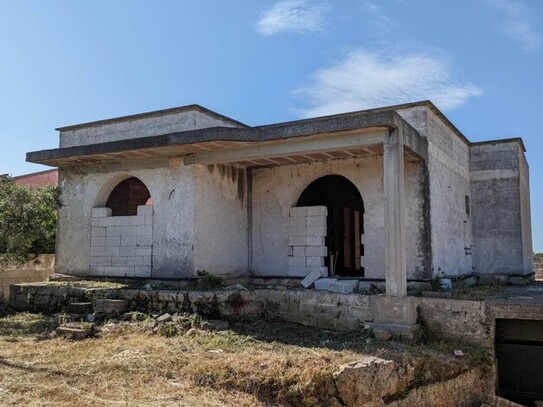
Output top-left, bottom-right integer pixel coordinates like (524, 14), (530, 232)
(297, 175), (364, 277)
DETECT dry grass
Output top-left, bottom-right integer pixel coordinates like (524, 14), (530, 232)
(0, 313), (484, 406)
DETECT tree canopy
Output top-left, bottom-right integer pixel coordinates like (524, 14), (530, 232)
(0, 177), (60, 264)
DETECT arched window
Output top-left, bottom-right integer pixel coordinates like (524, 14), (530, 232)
(106, 177), (151, 216)
(297, 175), (364, 276)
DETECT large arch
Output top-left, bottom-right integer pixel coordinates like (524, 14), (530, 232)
(297, 174), (365, 277)
(102, 176), (152, 216)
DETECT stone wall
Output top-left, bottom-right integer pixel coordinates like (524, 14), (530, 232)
(0, 255), (54, 302)
(90, 205), (153, 277)
(535, 256), (543, 280)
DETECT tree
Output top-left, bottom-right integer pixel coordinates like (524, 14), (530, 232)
(0, 176), (61, 264)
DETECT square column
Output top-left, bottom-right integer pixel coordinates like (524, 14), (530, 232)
(383, 129), (407, 297)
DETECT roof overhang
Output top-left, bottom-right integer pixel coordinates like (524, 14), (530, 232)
(27, 109), (426, 168)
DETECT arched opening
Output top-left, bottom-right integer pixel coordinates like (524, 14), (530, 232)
(297, 175), (364, 277)
(106, 177), (151, 216)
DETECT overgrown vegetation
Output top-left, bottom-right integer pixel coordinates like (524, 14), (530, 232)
(0, 312), (489, 406)
(0, 177), (61, 265)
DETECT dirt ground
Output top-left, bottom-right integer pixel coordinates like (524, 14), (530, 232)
(0, 312), (486, 406)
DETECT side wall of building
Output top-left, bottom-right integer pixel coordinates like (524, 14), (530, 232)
(193, 164), (248, 276)
(56, 162), (196, 278)
(397, 106), (473, 278)
(250, 156), (426, 279)
(470, 141), (532, 275)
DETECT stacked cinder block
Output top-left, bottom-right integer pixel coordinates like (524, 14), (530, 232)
(287, 206), (328, 277)
(90, 205), (153, 277)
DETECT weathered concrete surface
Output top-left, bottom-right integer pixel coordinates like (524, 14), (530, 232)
(534, 256), (543, 280)
(398, 105), (474, 278)
(250, 156), (426, 279)
(59, 106), (241, 148)
(0, 255), (54, 302)
(470, 140), (532, 276)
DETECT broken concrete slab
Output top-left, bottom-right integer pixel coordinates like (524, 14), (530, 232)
(314, 278), (338, 291)
(56, 324), (94, 340)
(301, 270), (322, 288)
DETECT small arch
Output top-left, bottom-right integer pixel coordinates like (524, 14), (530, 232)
(105, 177), (152, 216)
(297, 175), (365, 277)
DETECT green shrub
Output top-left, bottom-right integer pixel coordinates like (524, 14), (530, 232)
(0, 176), (61, 265)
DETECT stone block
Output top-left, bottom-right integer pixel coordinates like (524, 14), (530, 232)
(287, 256), (306, 267)
(142, 256), (152, 266)
(106, 226), (123, 237)
(90, 256), (111, 266)
(289, 225), (306, 236)
(292, 247), (305, 257)
(92, 207), (112, 218)
(329, 281), (359, 294)
(289, 216), (306, 226)
(137, 205), (153, 215)
(289, 207), (307, 217)
(144, 215), (153, 226)
(91, 236), (106, 247)
(121, 236), (137, 246)
(120, 246), (136, 256)
(136, 247), (152, 256)
(128, 216), (144, 226)
(288, 236), (306, 246)
(306, 246), (327, 257)
(137, 225), (153, 236)
(301, 270), (322, 288)
(121, 226), (138, 236)
(127, 256), (144, 266)
(287, 266), (306, 277)
(307, 206), (328, 216)
(104, 246), (120, 256)
(306, 226), (326, 236)
(112, 256), (127, 266)
(94, 299), (129, 314)
(314, 278), (338, 290)
(134, 266), (151, 277)
(56, 326), (91, 340)
(306, 256), (324, 267)
(306, 236), (325, 246)
(105, 237), (121, 247)
(92, 227), (106, 237)
(137, 236), (153, 246)
(307, 216), (326, 227)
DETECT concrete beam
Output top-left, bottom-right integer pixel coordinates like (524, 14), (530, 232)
(383, 129), (407, 297)
(184, 130), (387, 165)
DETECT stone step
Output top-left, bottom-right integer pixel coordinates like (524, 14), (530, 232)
(94, 299), (129, 315)
(56, 325), (93, 340)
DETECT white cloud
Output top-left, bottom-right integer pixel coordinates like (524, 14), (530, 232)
(294, 49), (483, 117)
(484, 0), (540, 52)
(256, 0), (328, 36)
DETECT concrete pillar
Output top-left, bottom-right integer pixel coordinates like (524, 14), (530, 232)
(383, 129), (407, 297)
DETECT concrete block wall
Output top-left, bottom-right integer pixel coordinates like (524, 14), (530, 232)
(287, 206), (328, 277)
(90, 205), (153, 277)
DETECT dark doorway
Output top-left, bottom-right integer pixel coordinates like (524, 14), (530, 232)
(297, 175), (364, 277)
(496, 319), (543, 406)
(106, 177), (151, 216)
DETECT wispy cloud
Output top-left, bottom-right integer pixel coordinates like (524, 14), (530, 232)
(294, 49), (483, 117)
(484, 0), (540, 52)
(256, 0), (328, 36)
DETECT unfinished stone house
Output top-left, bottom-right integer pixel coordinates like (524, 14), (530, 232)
(27, 101), (533, 297)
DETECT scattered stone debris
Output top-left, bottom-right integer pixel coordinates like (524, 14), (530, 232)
(155, 313), (172, 323)
(373, 326), (392, 342)
(56, 323), (94, 340)
(301, 270), (322, 289)
(454, 349), (464, 357)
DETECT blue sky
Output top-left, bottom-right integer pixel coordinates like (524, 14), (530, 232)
(0, 0), (541, 250)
